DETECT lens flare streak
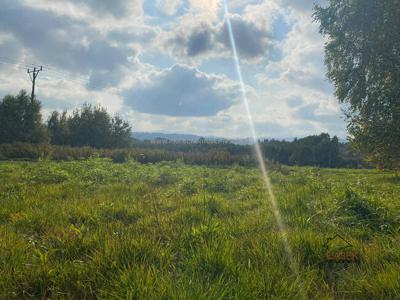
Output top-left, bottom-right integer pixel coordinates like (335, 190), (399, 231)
(222, 0), (300, 278)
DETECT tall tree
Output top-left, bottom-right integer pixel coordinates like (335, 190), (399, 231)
(0, 90), (48, 144)
(48, 104), (133, 149)
(314, 0), (400, 169)
(110, 115), (133, 148)
(47, 111), (70, 145)
(68, 104), (112, 148)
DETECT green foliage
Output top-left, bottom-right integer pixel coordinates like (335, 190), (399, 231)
(314, 0), (400, 169)
(134, 134), (362, 168)
(262, 133), (350, 167)
(0, 160), (399, 298)
(111, 150), (131, 164)
(48, 104), (133, 149)
(47, 110), (69, 145)
(338, 188), (395, 232)
(0, 138), (364, 169)
(0, 90), (48, 144)
(0, 93), (361, 168)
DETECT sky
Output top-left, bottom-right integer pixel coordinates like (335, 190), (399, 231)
(0, 0), (346, 139)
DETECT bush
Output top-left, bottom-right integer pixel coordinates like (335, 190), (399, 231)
(112, 150), (130, 163)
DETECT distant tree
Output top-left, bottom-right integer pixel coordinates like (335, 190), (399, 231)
(330, 136), (340, 167)
(261, 134), (341, 167)
(68, 104), (112, 148)
(289, 145), (314, 166)
(0, 90), (48, 144)
(314, 0), (400, 169)
(47, 111), (69, 145)
(110, 115), (133, 148)
(48, 104), (132, 149)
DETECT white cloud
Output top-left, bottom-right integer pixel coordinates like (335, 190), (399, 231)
(279, 0), (328, 14)
(0, 0), (347, 138)
(190, 0), (220, 15)
(156, 0), (182, 16)
(164, 12), (276, 63)
(124, 64), (241, 117)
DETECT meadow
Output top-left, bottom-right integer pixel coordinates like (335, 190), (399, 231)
(0, 159), (399, 299)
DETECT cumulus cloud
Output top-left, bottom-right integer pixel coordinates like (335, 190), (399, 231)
(190, 0), (220, 15)
(166, 14), (274, 62)
(293, 102), (345, 134)
(124, 64), (241, 117)
(0, 0), (136, 89)
(0, 0), (347, 138)
(218, 14), (273, 59)
(0, 37), (21, 70)
(279, 0), (327, 14)
(156, 0), (182, 16)
(69, 0), (143, 17)
(286, 96), (304, 108)
(167, 23), (214, 58)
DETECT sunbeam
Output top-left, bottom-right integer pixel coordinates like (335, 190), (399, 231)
(222, 0), (302, 289)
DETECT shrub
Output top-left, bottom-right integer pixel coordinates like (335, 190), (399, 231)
(112, 150), (130, 163)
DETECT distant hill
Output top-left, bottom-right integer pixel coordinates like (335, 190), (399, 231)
(133, 132), (220, 142)
(133, 132), (254, 145)
(133, 132), (344, 145)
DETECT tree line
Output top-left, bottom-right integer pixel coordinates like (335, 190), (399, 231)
(261, 134), (340, 168)
(133, 134), (362, 168)
(0, 90), (132, 149)
(0, 90), (363, 168)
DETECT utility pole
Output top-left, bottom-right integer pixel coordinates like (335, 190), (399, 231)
(27, 66), (43, 103)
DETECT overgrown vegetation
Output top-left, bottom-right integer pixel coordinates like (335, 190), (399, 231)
(0, 138), (363, 168)
(0, 160), (399, 299)
(1, 91), (364, 168)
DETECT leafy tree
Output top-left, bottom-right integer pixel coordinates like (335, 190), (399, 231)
(48, 104), (132, 149)
(68, 104), (112, 148)
(110, 115), (133, 148)
(0, 90), (48, 144)
(261, 134), (341, 167)
(289, 145), (314, 166)
(47, 111), (69, 145)
(314, 0), (400, 169)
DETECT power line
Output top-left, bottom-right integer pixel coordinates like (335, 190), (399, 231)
(0, 57), (89, 86)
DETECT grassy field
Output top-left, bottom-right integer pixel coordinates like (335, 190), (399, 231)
(0, 159), (399, 299)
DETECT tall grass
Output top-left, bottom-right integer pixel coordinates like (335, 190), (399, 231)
(0, 159), (399, 299)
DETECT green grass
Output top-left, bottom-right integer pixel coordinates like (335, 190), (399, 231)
(0, 159), (399, 299)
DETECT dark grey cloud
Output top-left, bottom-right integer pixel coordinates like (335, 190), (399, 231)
(167, 23), (214, 58)
(69, 0), (142, 17)
(124, 64), (240, 117)
(0, 0), (135, 89)
(218, 15), (272, 59)
(187, 28), (213, 56)
(167, 15), (273, 61)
